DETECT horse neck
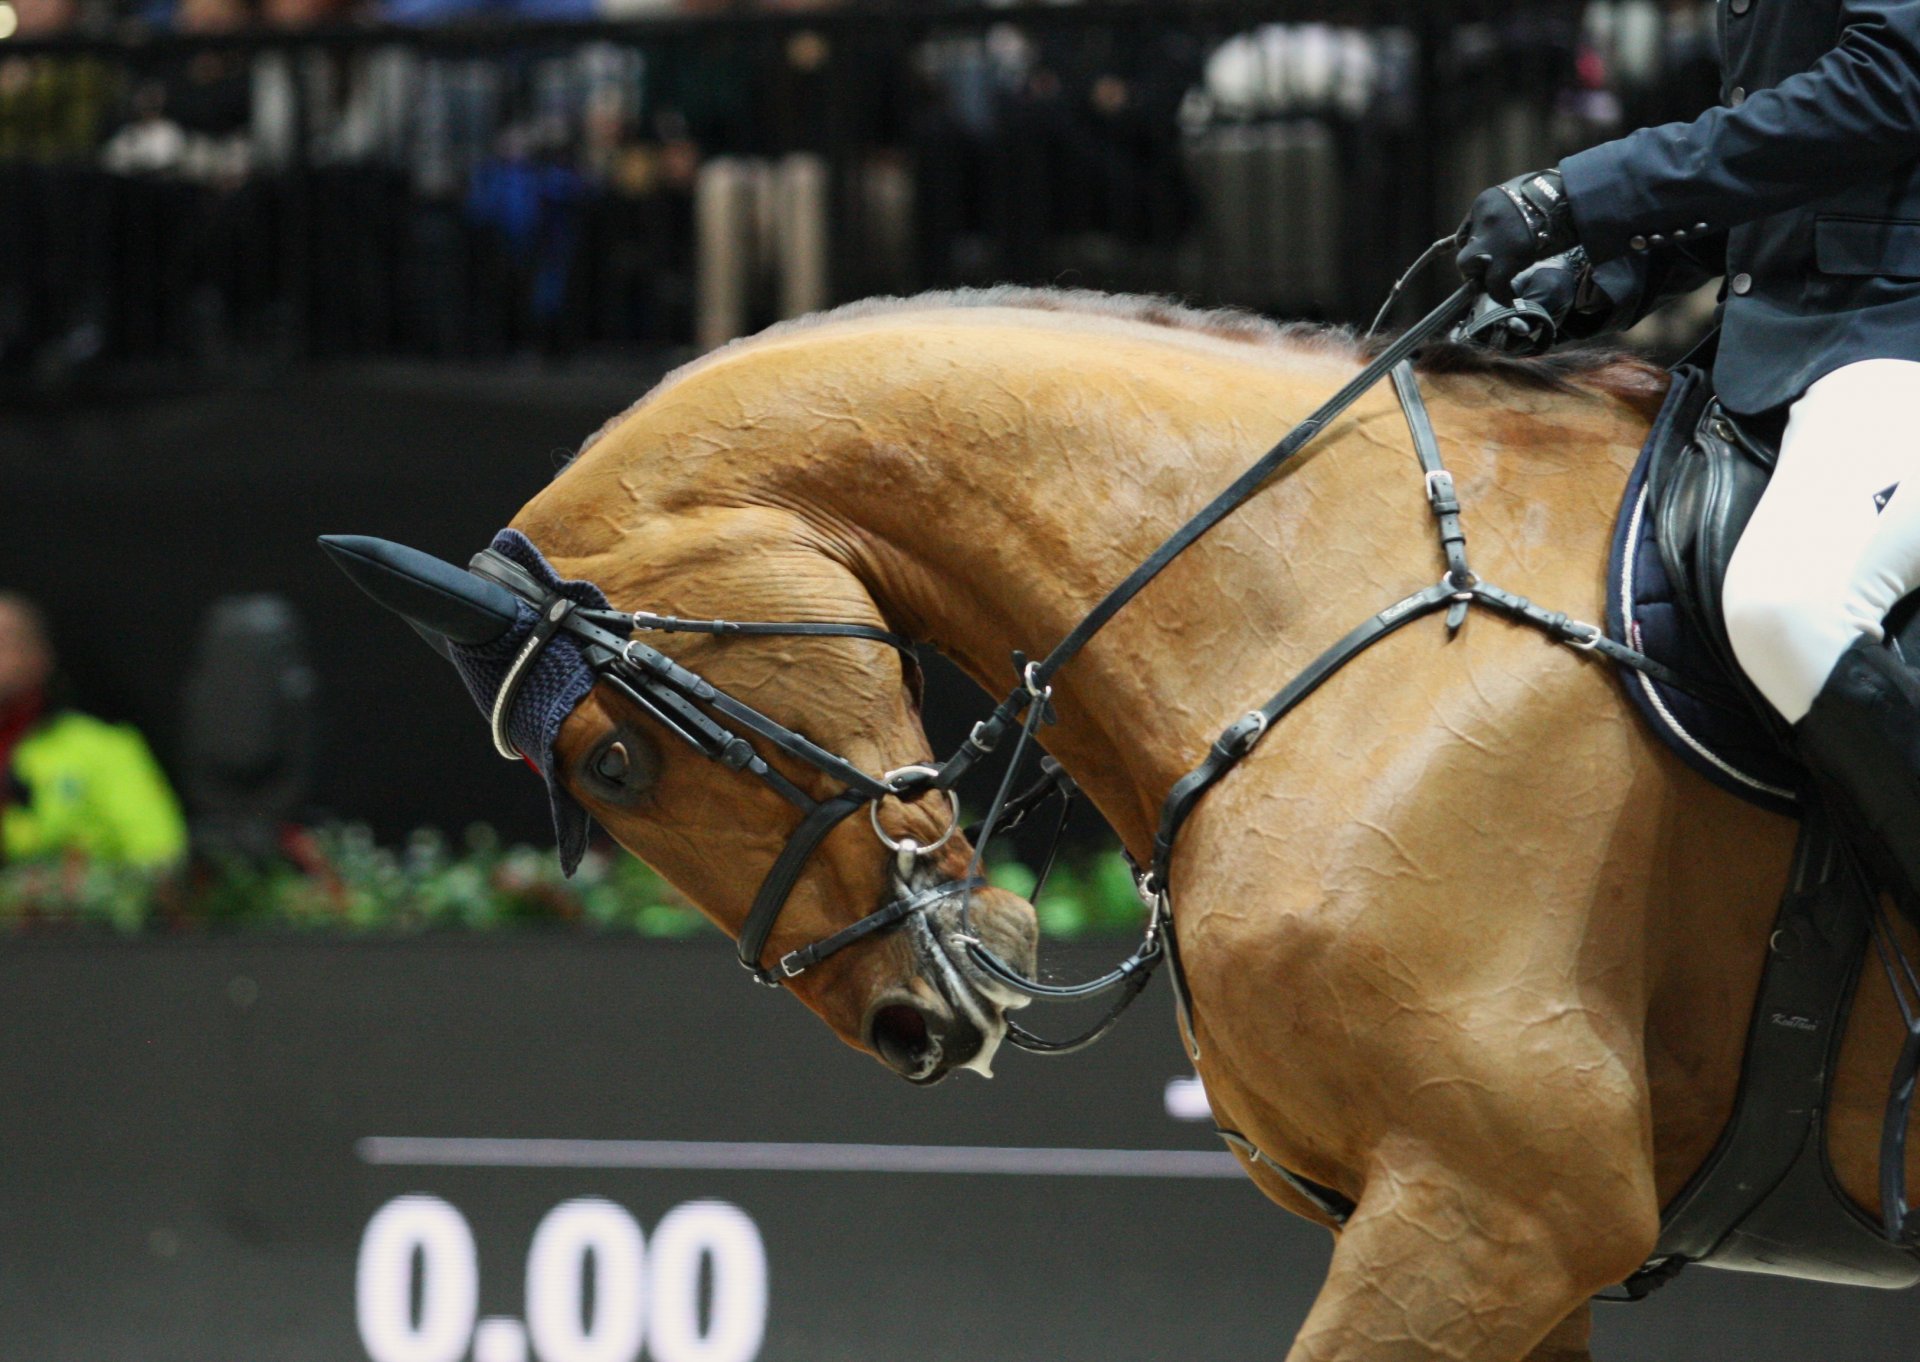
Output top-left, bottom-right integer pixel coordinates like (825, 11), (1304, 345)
(560, 314), (1641, 857)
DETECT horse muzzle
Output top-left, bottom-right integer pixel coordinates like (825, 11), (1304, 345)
(863, 991), (985, 1086)
(858, 886), (1034, 1083)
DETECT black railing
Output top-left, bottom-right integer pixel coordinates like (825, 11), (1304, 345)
(0, 1), (1722, 379)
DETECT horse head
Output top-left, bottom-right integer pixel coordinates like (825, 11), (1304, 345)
(320, 517), (1039, 1085)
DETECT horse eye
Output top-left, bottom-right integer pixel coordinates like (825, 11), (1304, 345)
(595, 741), (631, 784)
(578, 729), (655, 806)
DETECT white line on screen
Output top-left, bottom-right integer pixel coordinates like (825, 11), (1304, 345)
(356, 1137), (1243, 1179)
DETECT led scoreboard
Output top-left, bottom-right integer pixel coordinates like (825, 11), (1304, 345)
(8, 937), (1904, 1361)
(0, 937), (1321, 1362)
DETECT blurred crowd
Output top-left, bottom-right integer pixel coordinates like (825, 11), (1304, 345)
(1, 0), (710, 367)
(0, 0), (1723, 376)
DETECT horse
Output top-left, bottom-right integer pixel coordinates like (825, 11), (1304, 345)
(341, 289), (1920, 1360)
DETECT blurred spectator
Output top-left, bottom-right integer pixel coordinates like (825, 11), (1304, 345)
(0, 594), (187, 868)
(465, 119), (588, 347)
(913, 20), (1197, 293)
(0, 0), (115, 163)
(252, 0), (416, 171)
(98, 0), (275, 361)
(0, 0), (117, 377)
(102, 0), (254, 179)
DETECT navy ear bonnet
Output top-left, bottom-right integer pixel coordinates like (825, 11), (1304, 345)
(447, 529), (611, 875)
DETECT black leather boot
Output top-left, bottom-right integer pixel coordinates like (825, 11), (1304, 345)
(1795, 637), (1920, 914)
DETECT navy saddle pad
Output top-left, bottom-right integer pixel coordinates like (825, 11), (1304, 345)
(1605, 364), (1802, 816)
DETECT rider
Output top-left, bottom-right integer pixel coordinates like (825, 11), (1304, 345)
(1454, 0), (1920, 909)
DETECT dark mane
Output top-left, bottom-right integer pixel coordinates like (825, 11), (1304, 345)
(1367, 331), (1672, 415)
(578, 285), (1670, 460)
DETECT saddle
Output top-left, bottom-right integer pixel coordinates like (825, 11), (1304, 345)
(1618, 359), (1920, 805)
(1608, 351), (1920, 1295)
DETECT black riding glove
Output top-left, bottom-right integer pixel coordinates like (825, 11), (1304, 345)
(1457, 250), (1587, 356)
(1454, 169), (1580, 305)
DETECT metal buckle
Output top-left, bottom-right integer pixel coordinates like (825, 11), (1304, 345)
(1142, 885), (1169, 946)
(884, 763), (943, 795)
(1563, 620), (1603, 651)
(742, 958), (784, 987)
(777, 951), (809, 980)
(1423, 469), (1456, 505)
(1231, 710), (1269, 754)
(1024, 661), (1052, 701)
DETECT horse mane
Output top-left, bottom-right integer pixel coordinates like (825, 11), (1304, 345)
(577, 285), (1670, 461)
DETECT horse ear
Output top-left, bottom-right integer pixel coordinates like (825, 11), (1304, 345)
(318, 535), (520, 647)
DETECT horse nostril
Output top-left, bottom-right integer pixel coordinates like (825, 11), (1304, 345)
(869, 1002), (934, 1076)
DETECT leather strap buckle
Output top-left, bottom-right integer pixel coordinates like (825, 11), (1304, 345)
(1562, 620), (1604, 651)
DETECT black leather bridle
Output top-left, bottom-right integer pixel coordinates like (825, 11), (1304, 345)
(468, 253), (1699, 1057)
(466, 547), (976, 986)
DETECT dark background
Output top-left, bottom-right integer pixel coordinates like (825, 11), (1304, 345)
(5, 364), (661, 843)
(2, 936), (1918, 1362)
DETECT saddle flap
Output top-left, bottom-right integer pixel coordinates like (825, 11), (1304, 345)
(1650, 397), (1780, 686)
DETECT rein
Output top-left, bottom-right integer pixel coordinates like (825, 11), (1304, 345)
(472, 260), (1693, 1057)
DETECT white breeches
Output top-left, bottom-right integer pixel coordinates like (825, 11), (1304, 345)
(1724, 359), (1920, 724)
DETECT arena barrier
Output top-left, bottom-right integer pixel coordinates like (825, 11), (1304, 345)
(5, 934), (1920, 1360)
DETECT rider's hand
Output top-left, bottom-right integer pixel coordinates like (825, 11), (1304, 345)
(1454, 169), (1580, 305)
(1457, 252), (1585, 356)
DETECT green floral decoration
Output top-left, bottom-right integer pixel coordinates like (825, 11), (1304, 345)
(0, 826), (1146, 938)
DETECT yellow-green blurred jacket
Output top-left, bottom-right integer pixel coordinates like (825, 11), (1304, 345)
(3, 712), (187, 867)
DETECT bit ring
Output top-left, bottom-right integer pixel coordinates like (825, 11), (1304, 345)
(870, 765), (961, 857)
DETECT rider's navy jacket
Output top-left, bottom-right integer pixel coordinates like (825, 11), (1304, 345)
(1558, 0), (1920, 415)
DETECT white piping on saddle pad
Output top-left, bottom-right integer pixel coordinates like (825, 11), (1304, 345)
(1620, 484), (1797, 804)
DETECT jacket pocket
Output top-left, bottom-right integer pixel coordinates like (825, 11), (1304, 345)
(1814, 215), (1920, 278)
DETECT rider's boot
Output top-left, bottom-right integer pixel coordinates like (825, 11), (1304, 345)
(1795, 637), (1920, 916)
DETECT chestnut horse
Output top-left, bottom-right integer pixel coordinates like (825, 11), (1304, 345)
(458, 293), (1914, 1359)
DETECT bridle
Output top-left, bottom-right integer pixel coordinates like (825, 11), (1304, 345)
(466, 548), (976, 986)
(469, 247), (1701, 1057)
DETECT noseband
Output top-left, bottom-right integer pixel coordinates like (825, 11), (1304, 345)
(468, 251), (1696, 1057)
